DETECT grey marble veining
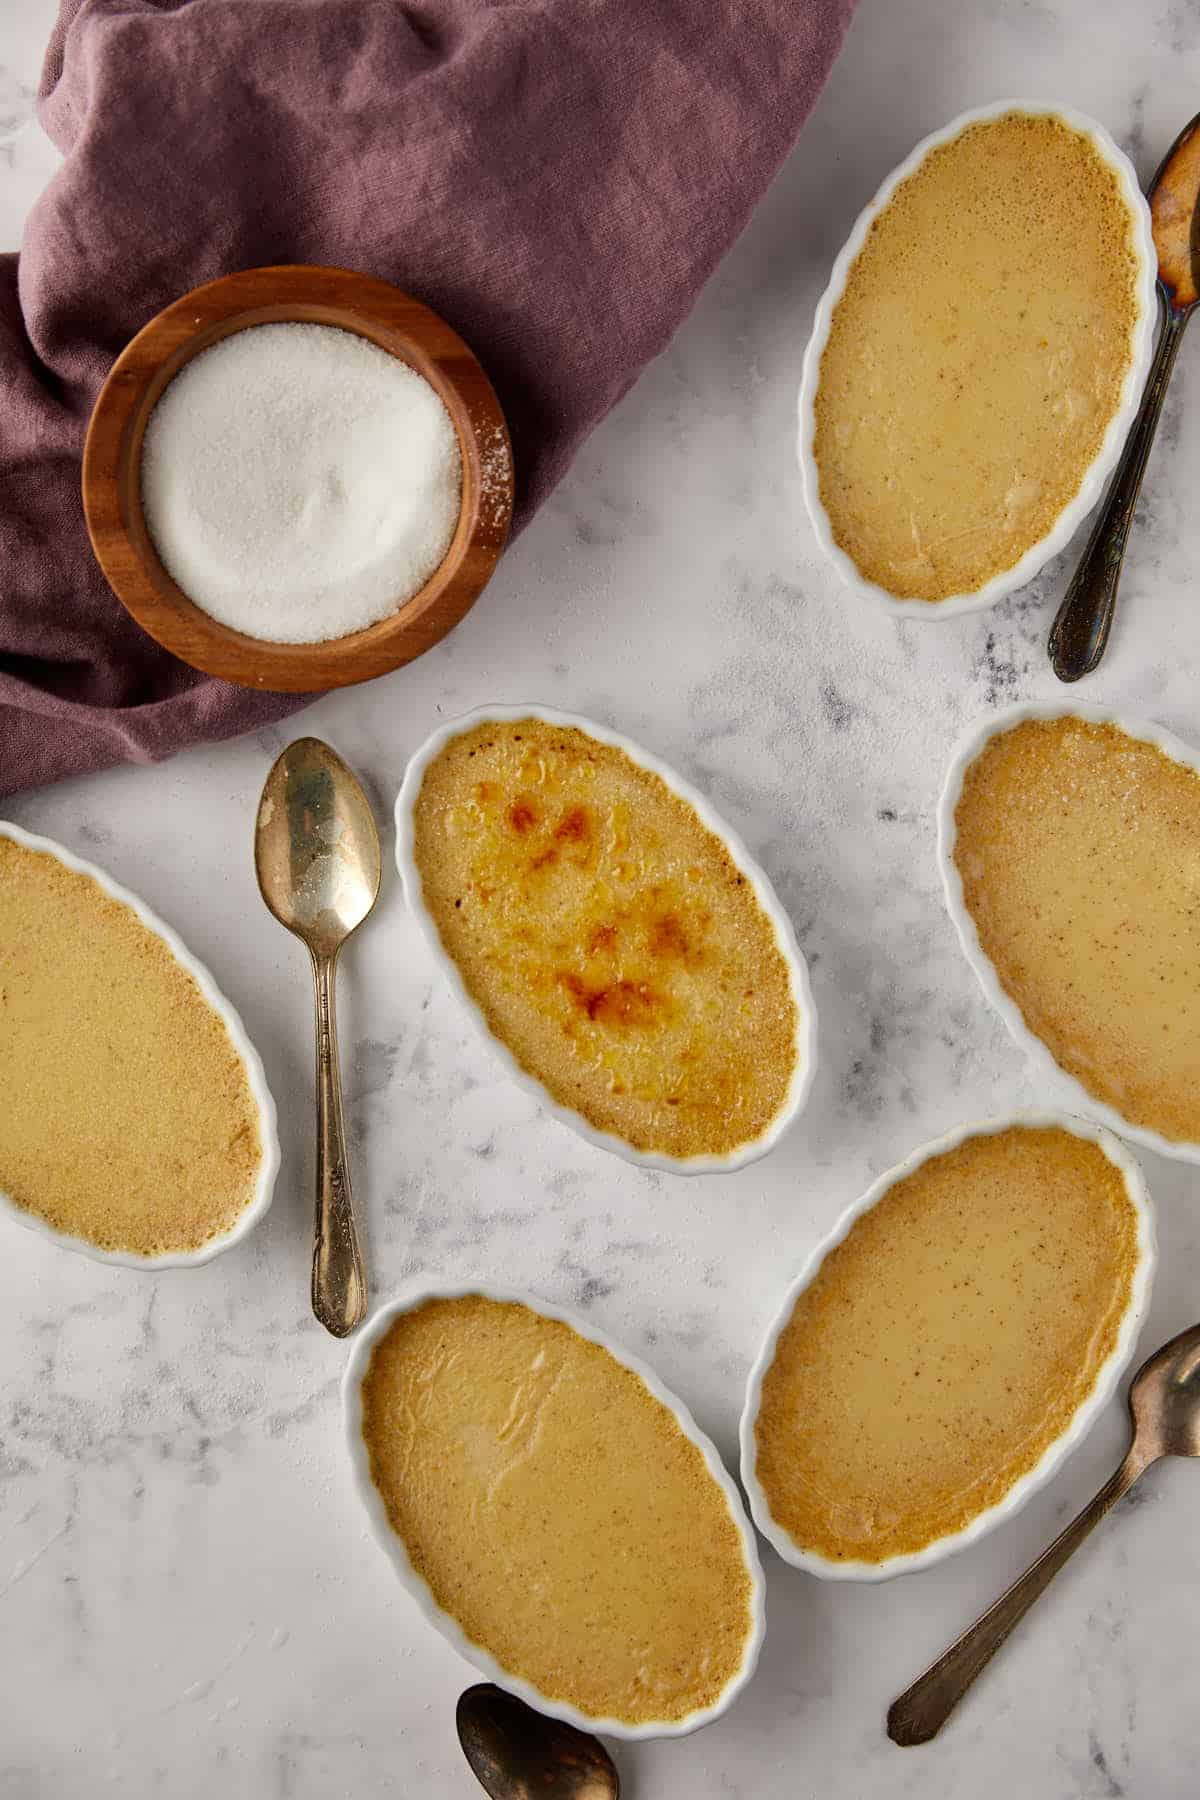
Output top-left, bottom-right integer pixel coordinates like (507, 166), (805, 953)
(1, 2), (1198, 1794)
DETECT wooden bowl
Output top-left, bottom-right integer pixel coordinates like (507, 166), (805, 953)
(82, 265), (514, 692)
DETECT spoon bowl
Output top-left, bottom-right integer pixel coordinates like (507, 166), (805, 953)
(255, 737), (381, 1336)
(1151, 114), (1200, 312)
(1128, 1319), (1200, 1460)
(456, 1684), (620, 1800)
(1049, 110), (1200, 681)
(256, 736), (382, 957)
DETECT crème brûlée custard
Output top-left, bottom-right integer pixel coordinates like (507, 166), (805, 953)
(753, 1126), (1140, 1565)
(0, 835), (263, 1256)
(409, 718), (801, 1160)
(813, 110), (1142, 602)
(953, 715), (1200, 1145)
(359, 1294), (757, 1726)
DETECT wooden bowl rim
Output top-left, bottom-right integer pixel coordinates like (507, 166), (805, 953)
(81, 264), (514, 692)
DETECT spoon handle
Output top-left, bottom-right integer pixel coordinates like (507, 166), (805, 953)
(1048, 304), (1188, 682)
(887, 1448), (1147, 1746)
(310, 950), (368, 1338)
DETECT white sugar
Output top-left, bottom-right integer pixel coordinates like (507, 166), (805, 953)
(140, 322), (463, 643)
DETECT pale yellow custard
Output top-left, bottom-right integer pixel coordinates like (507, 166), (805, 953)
(0, 836), (262, 1255)
(360, 1294), (756, 1725)
(954, 715), (1200, 1144)
(410, 718), (800, 1159)
(754, 1126), (1139, 1564)
(813, 110), (1141, 601)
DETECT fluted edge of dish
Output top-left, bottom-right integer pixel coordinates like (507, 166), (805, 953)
(738, 1111), (1155, 1581)
(939, 699), (1200, 1164)
(342, 1281), (767, 1739)
(796, 98), (1159, 618)
(393, 703), (818, 1174)
(0, 821), (280, 1269)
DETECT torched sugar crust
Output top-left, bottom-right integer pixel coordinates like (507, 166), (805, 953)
(410, 719), (799, 1158)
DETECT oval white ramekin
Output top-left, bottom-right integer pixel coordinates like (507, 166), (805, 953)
(0, 821), (280, 1268)
(797, 98), (1159, 618)
(940, 700), (1200, 1164)
(343, 1282), (767, 1739)
(740, 1113), (1155, 1581)
(394, 704), (817, 1173)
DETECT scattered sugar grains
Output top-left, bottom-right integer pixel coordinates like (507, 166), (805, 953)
(140, 322), (463, 643)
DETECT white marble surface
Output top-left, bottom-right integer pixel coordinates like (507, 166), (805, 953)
(2, 3), (1199, 1795)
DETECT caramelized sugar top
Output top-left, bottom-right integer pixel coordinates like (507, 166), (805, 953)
(411, 720), (799, 1158)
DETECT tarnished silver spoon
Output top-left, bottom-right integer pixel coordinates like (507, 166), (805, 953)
(255, 737), (380, 1338)
(888, 1321), (1200, 1745)
(457, 1685), (619, 1800)
(1048, 110), (1200, 680)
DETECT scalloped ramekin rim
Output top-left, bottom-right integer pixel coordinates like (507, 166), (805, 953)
(0, 820), (280, 1268)
(796, 97), (1159, 619)
(939, 699), (1200, 1165)
(739, 1111), (1156, 1581)
(342, 1280), (767, 1739)
(393, 703), (818, 1174)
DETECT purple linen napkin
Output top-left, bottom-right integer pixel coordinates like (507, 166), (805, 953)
(0, 0), (855, 797)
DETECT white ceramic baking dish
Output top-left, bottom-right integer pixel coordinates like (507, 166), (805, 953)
(394, 704), (817, 1173)
(739, 1113), (1155, 1581)
(343, 1282), (767, 1739)
(797, 98), (1158, 618)
(0, 821), (280, 1267)
(939, 700), (1200, 1164)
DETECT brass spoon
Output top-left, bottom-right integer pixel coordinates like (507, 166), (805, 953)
(456, 1685), (620, 1800)
(888, 1321), (1200, 1746)
(255, 737), (380, 1338)
(1048, 110), (1200, 680)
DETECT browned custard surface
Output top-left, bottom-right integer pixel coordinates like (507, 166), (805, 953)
(754, 1127), (1138, 1563)
(411, 719), (799, 1158)
(360, 1295), (754, 1724)
(814, 111), (1140, 601)
(955, 716), (1200, 1143)
(0, 837), (261, 1255)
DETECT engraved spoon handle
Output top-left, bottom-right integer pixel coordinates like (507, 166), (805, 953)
(1048, 305), (1190, 682)
(311, 948), (367, 1338)
(887, 1448), (1148, 1746)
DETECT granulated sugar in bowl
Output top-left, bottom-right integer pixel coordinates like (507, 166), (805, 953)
(140, 322), (463, 643)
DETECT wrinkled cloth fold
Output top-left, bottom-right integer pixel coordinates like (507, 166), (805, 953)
(0, 0), (855, 797)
